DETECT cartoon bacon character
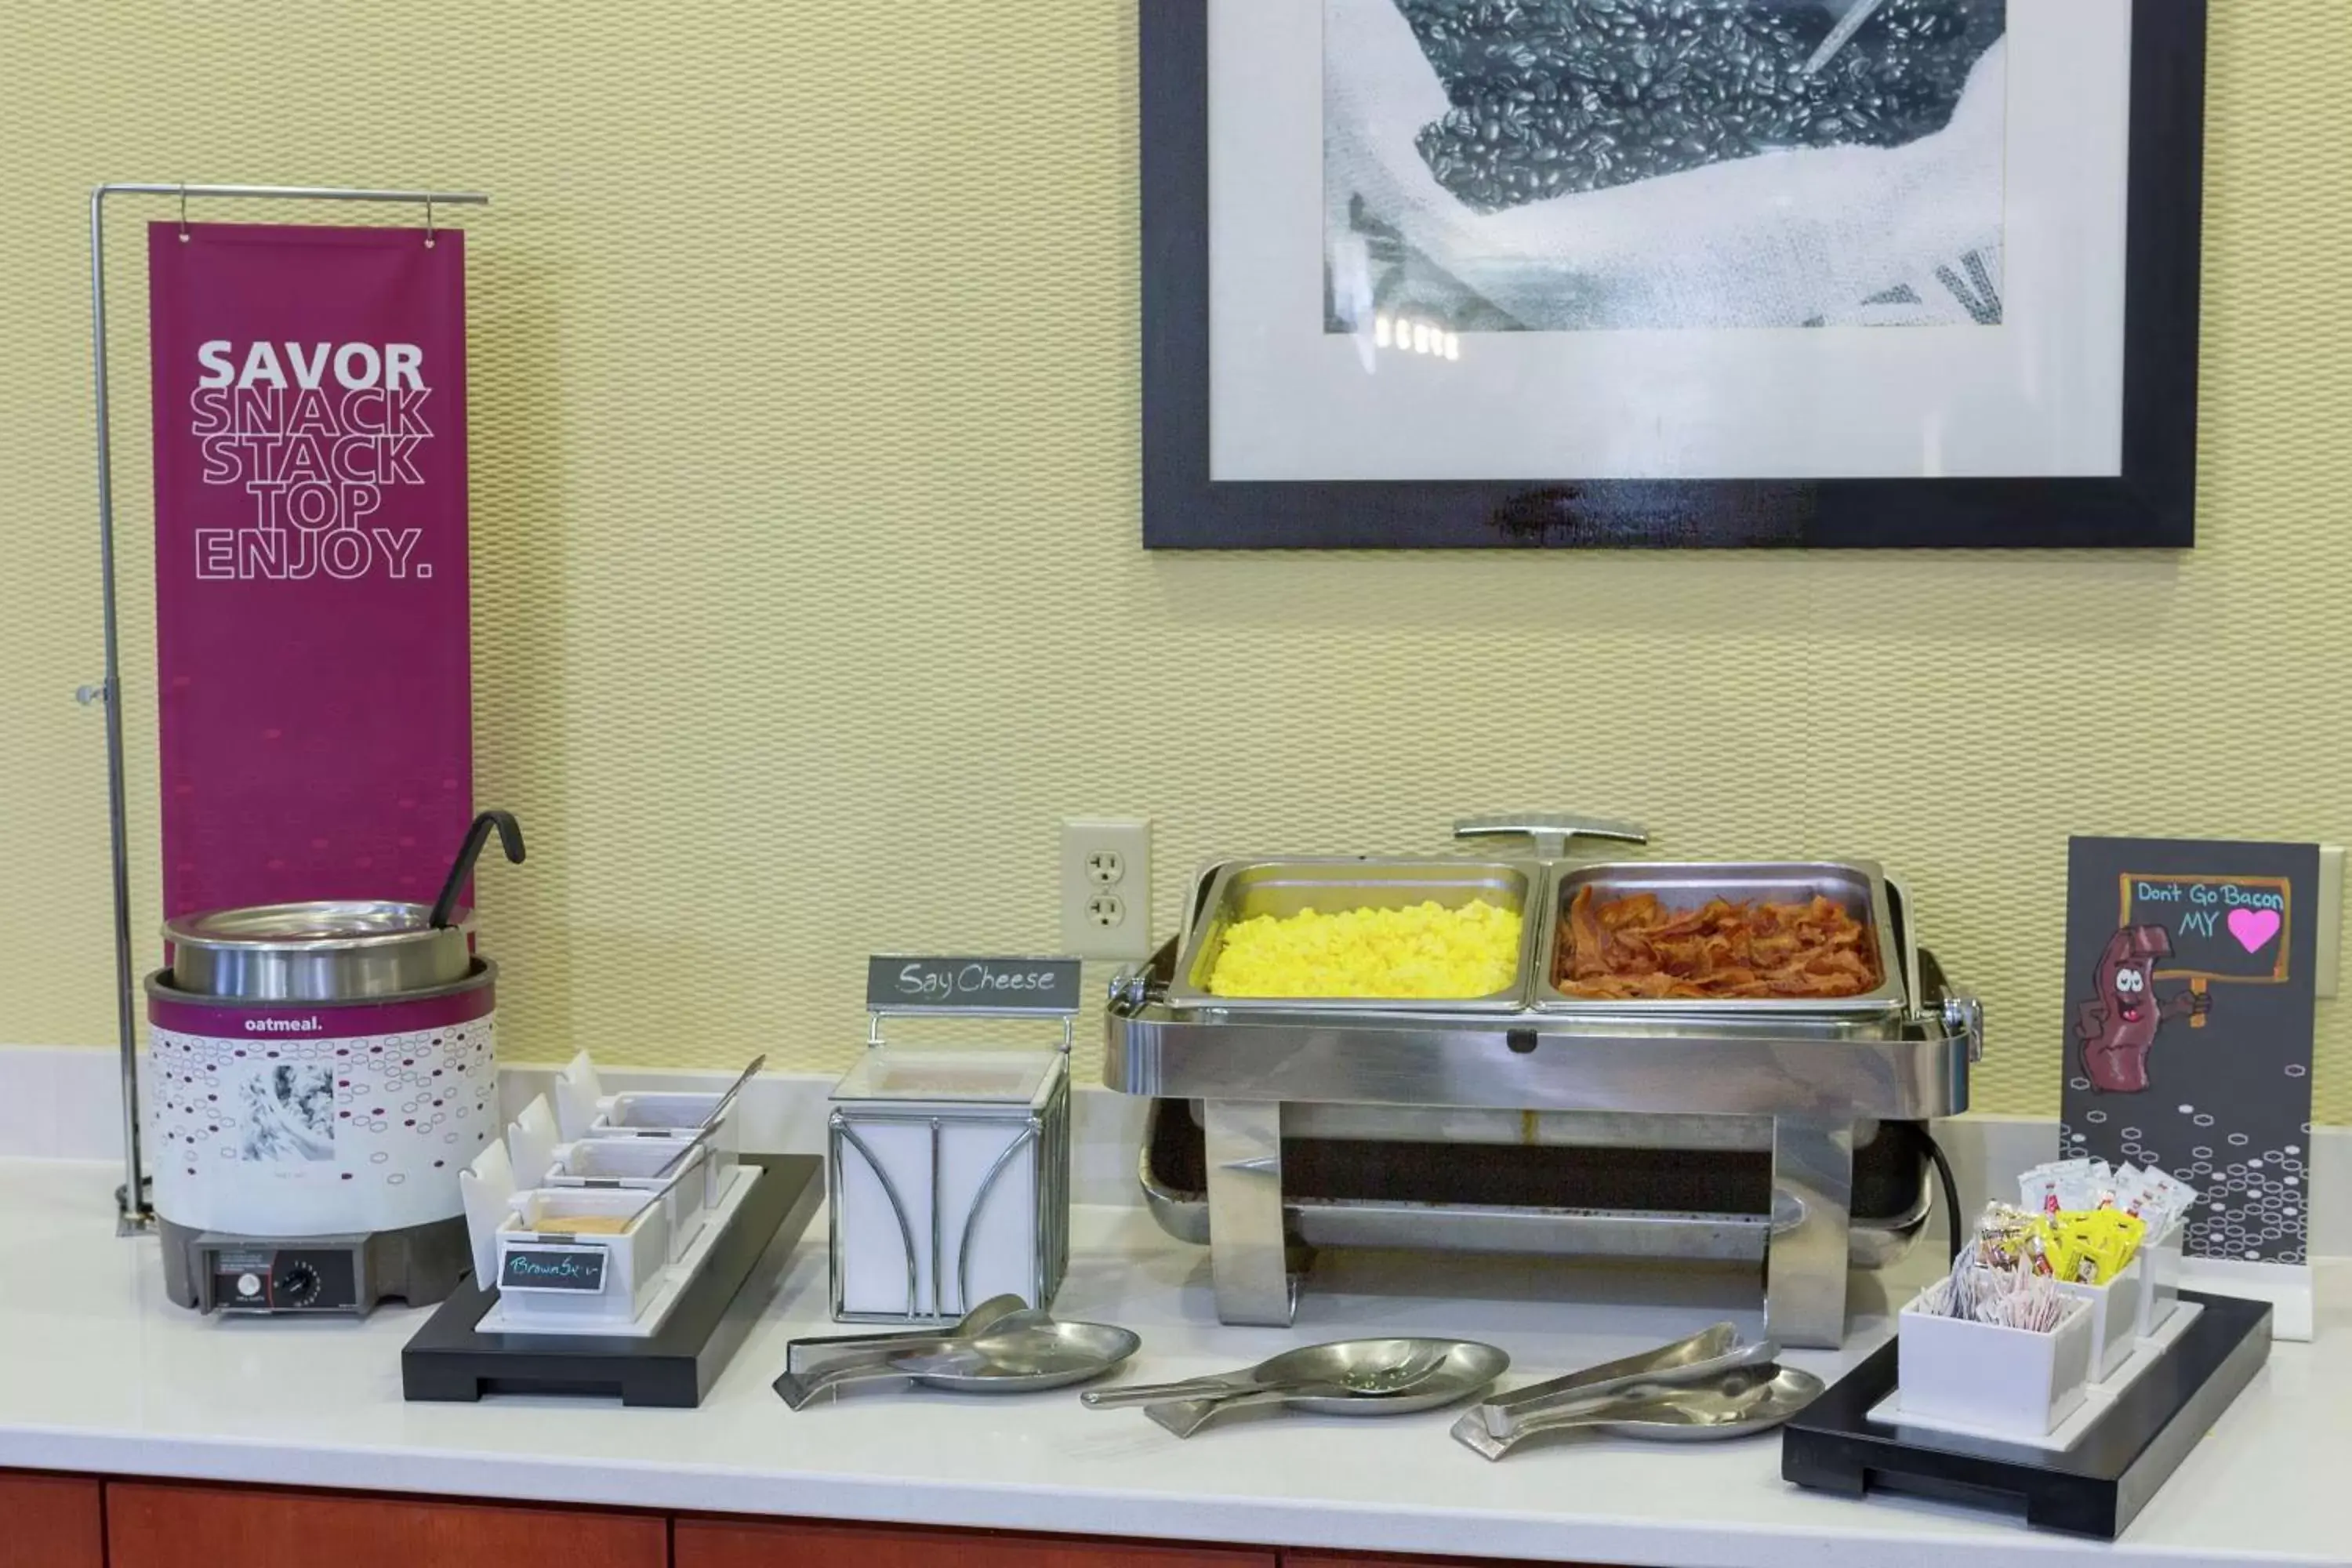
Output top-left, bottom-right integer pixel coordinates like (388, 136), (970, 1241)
(2074, 924), (2211, 1094)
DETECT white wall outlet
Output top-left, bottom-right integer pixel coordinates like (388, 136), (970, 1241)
(1061, 817), (1152, 960)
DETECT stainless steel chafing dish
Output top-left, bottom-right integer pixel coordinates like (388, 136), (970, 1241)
(1103, 816), (1984, 1348)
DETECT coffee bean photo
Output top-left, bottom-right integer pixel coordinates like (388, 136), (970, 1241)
(1325, 0), (2009, 332)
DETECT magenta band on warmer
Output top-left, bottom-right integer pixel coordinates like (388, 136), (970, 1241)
(146, 967), (495, 1040)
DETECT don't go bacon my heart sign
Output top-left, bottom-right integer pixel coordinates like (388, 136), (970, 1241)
(2059, 837), (2318, 1290)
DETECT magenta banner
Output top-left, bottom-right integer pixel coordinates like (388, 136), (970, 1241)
(147, 222), (472, 918)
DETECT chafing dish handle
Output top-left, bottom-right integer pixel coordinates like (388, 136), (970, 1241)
(1918, 946), (1986, 1064)
(1108, 971), (1158, 1016)
(1943, 995), (1986, 1064)
(1454, 815), (1650, 858)
(1108, 936), (1178, 1015)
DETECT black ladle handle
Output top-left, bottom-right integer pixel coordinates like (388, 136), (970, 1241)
(429, 809), (526, 930)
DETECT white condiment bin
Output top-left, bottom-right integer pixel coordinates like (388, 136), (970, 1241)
(2137, 1219), (2185, 1339)
(1896, 1290), (2094, 1436)
(495, 1188), (673, 1325)
(825, 958), (1080, 1324)
(459, 1137), (519, 1287)
(541, 1137), (717, 1251)
(507, 1094), (563, 1191)
(552, 1051), (605, 1140)
(586, 1091), (741, 1178)
(551, 1132), (722, 1207)
(829, 1046), (1071, 1322)
(2059, 1253), (2147, 1382)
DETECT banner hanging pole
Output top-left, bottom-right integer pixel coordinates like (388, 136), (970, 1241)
(98, 182), (491, 205)
(85, 181), (488, 1236)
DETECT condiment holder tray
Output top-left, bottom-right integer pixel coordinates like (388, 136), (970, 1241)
(1868, 1300), (2202, 1452)
(475, 1162), (756, 1338)
(402, 1152), (824, 1408)
(1784, 1289), (2272, 1540)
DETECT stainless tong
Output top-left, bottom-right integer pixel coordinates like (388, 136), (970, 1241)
(1453, 1323), (1780, 1457)
(775, 1293), (1031, 1408)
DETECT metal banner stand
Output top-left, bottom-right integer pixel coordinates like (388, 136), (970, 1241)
(82, 183), (489, 1234)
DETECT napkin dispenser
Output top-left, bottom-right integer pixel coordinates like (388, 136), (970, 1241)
(828, 956), (1078, 1323)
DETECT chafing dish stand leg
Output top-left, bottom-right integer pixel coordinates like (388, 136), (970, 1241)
(1203, 1099), (1298, 1326)
(1764, 1116), (1855, 1348)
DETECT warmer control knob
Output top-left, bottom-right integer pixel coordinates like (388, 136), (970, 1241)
(276, 1261), (321, 1308)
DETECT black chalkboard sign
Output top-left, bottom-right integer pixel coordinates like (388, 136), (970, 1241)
(866, 956), (1082, 1014)
(2063, 839), (2318, 1272)
(499, 1245), (608, 1294)
(2117, 873), (2292, 983)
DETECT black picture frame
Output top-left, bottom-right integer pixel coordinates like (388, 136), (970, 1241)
(1141, 2), (2210, 550)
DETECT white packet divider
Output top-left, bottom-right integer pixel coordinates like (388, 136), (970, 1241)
(1897, 1289), (2094, 1437)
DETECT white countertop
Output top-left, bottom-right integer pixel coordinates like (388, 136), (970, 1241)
(1, 1156), (2344, 1568)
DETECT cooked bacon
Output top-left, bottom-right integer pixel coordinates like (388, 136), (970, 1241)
(1556, 887), (1879, 1000)
(1598, 892), (1663, 931)
(1566, 885), (1610, 979)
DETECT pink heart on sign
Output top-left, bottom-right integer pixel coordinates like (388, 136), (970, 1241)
(2227, 907), (2281, 954)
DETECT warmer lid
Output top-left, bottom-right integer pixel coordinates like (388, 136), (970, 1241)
(163, 900), (473, 1001)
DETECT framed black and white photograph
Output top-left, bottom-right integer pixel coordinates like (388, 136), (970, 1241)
(1141, 0), (2209, 548)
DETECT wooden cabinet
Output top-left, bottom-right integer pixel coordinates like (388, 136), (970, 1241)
(105, 1482), (667, 1568)
(0, 1472), (103, 1568)
(1285, 1555), (1597, 1568)
(9, 1473), (1623, 1568)
(677, 1517), (1276, 1568)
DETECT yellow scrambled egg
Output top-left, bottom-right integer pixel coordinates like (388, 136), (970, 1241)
(1206, 899), (1521, 999)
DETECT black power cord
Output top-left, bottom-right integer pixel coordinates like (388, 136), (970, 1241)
(1921, 1125), (1965, 1264)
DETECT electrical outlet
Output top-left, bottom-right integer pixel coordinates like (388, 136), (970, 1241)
(1061, 817), (1152, 960)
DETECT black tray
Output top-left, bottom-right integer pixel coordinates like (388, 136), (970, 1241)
(401, 1152), (824, 1408)
(1783, 1290), (2272, 1540)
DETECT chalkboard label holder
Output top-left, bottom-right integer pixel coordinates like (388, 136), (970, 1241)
(864, 955), (1083, 1054)
(499, 1244), (609, 1294)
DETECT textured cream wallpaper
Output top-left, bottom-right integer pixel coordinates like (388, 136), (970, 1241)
(1, 2), (2345, 1123)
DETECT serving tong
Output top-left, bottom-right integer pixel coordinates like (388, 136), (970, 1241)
(1453, 1323), (1820, 1458)
(775, 1294), (1140, 1408)
(1083, 1336), (1508, 1439)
